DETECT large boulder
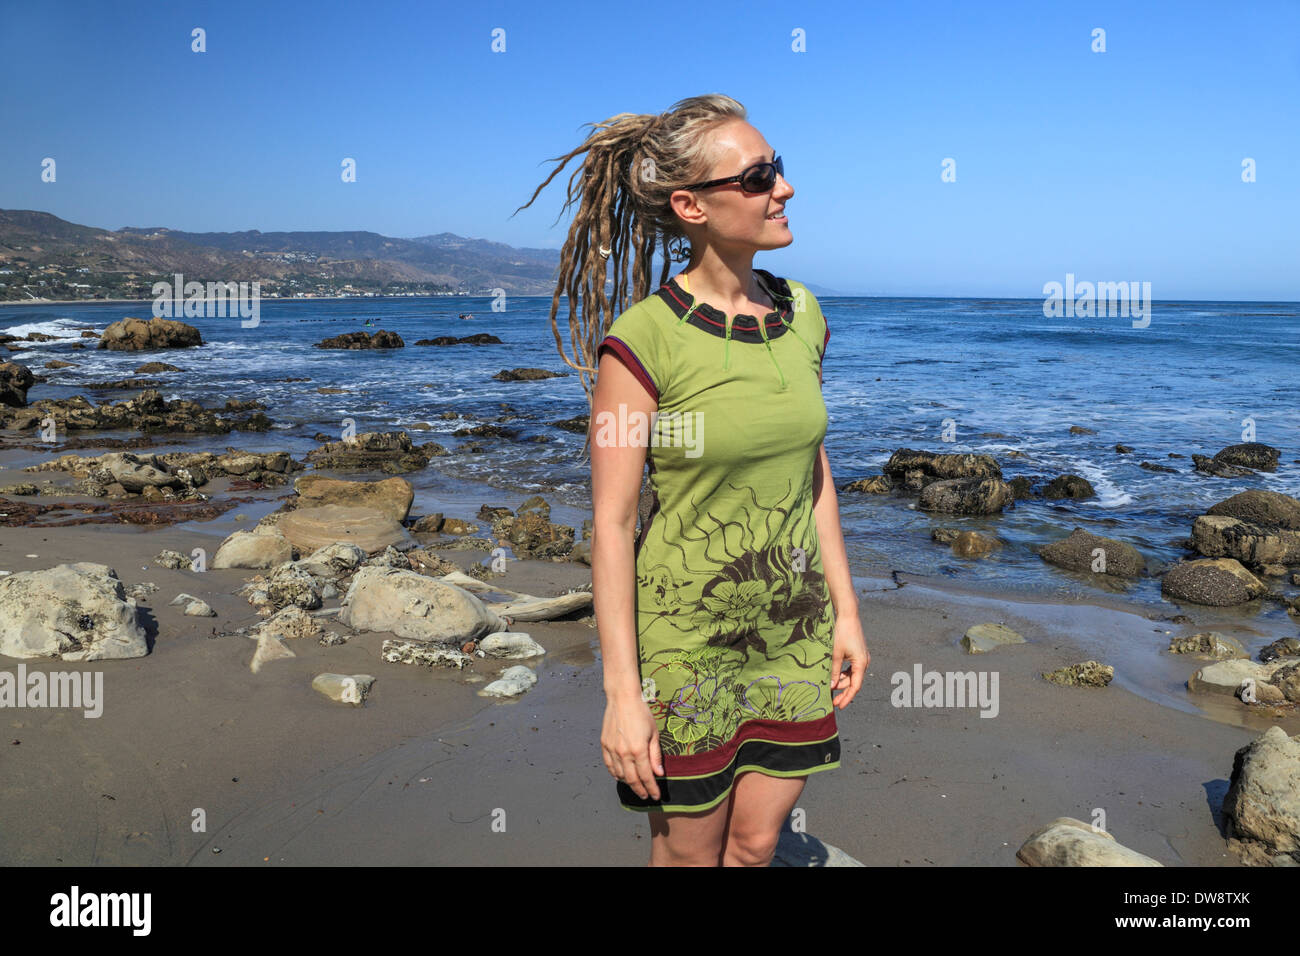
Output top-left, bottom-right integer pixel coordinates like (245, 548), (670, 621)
(276, 504), (414, 555)
(917, 477), (1014, 515)
(1221, 726), (1300, 865)
(1209, 442), (1281, 473)
(212, 527), (295, 569)
(1207, 490), (1300, 531)
(1191, 515), (1300, 567)
(0, 563), (148, 660)
(98, 317), (202, 351)
(883, 449), (1002, 492)
(1037, 527), (1145, 577)
(313, 330), (404, 349)
(338, 566), (507, 643)
(0, 361), (36, 407)
(96, 452), (185, 493)
(1016, 817), (1162, 866)
(1160, 558), (1266, 606)
(292, 475), (414, 523)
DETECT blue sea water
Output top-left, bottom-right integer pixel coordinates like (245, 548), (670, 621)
(2, 294), (1298, 618)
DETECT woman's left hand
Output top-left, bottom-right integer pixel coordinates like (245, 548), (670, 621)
(830, 611), (869, 710)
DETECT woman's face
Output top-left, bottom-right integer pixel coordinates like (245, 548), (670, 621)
(672, 119), (795, 254)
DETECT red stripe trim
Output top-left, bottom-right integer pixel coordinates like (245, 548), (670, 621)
(661, 710), (839, 777)
(598, 336), (658, 402)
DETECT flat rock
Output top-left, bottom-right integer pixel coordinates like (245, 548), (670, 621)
(1017, 817), (1162, 866)
(276, 504), (414, 555)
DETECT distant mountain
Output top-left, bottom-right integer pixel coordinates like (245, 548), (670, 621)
(0, 209), (842, 301)
(0, 210), (568, 297)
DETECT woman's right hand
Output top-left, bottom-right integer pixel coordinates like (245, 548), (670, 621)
(601, 692), (664, 801)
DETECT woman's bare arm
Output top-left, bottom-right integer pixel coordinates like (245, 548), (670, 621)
(590, 350), (655, 701)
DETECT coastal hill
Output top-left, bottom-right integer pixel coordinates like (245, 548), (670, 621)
(0, 210), (564, 301)
(0, 209), (846, 302)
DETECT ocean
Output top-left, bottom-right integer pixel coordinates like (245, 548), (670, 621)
(2, 293), (1298, 622)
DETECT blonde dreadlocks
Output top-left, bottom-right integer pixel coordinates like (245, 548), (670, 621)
(511, 94), (748, 458)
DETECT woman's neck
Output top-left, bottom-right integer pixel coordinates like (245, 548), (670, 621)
(679, 262), (772, 316)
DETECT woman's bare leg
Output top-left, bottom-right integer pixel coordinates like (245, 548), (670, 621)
(647, 797), (734, 866)
(720, 771), (806, 867)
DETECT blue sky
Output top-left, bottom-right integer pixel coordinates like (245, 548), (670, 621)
(1, 0), (1297, 299)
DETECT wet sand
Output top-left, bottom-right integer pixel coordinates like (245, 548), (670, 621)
(1, 502), (1294, 866)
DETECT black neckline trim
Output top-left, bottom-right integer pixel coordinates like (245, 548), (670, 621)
(654, 268), (796, 343)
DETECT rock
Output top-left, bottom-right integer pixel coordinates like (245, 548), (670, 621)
(276, 504), (414, 555)
(248, 633), (294, 673)
(1007, 475), (1038, 498)
(1167, 631), (1247, 659)
(1207, 489), (1300, 530)
(841, 475), (892, 494)
(1016, 817), (1162, 866)
(168, 593), (216, 617)
(1068, 426), (1096, 435)
(1211, 442), (1281, 473)
(1192, 454), (1256, 478)
(297, 542), (367, 579)
(568, 539), (592, 565)
(478, 631), (546, 659)
(319, 631), (348, 646)
(212, 527), (294, 569)
(414, 333), (503, 346)
(1260, 638), (1300, 663)
(134, 361), (181, 373)
(313, 330), (405, 349)
(883, 449), (1002, 492)
(917, 477), (1014, 515)
(254, 565), (323, 611)
(1160, 558), (1266, 606)
(1220, 726), (1300, 865)
(44, 359), (75, 369)
(292, 474), (414, 523)
(98, 317), (202, 351)
(948, 530), (999, 557)
(440, 517), (478, 535)
(1037, 527), (1145, 577)
(312, 673), (375, 706)
(364, 545), (412, 569)
(0, 388), (271, 434)
(305, 430), (444, 474)
(1186, 659), (1288, 703)
(251, 605), (323, 642)
(154, 549), (193, 570)
(770, 829), (866, 867)
(381, 638), (473, 669)
(478, 664), (539, 697)
(1042, 661), (1113, 687)
(0, 362), (37, 406)
(490, 506), (575, 559)
(961, 623), (1026, 654)
(410, 513), (444, 533)
(0, 563), (148, 660)
(97, 452), (183, 492)
(1043, 474), (1095, 499)
(492, 368), (567, 381)
(339, 566), (507, 642)
(1190, 515), (1300, 567)
(1269, 662), (1300, 703)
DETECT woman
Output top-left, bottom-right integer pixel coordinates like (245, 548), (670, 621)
(514, 94), (869, 866)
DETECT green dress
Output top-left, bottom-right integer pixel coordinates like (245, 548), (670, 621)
(596, 268), (840, 813)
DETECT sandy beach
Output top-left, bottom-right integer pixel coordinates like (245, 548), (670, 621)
(0, 471), (1294, 866)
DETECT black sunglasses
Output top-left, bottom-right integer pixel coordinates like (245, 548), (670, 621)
(683, 155), (783, 193)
